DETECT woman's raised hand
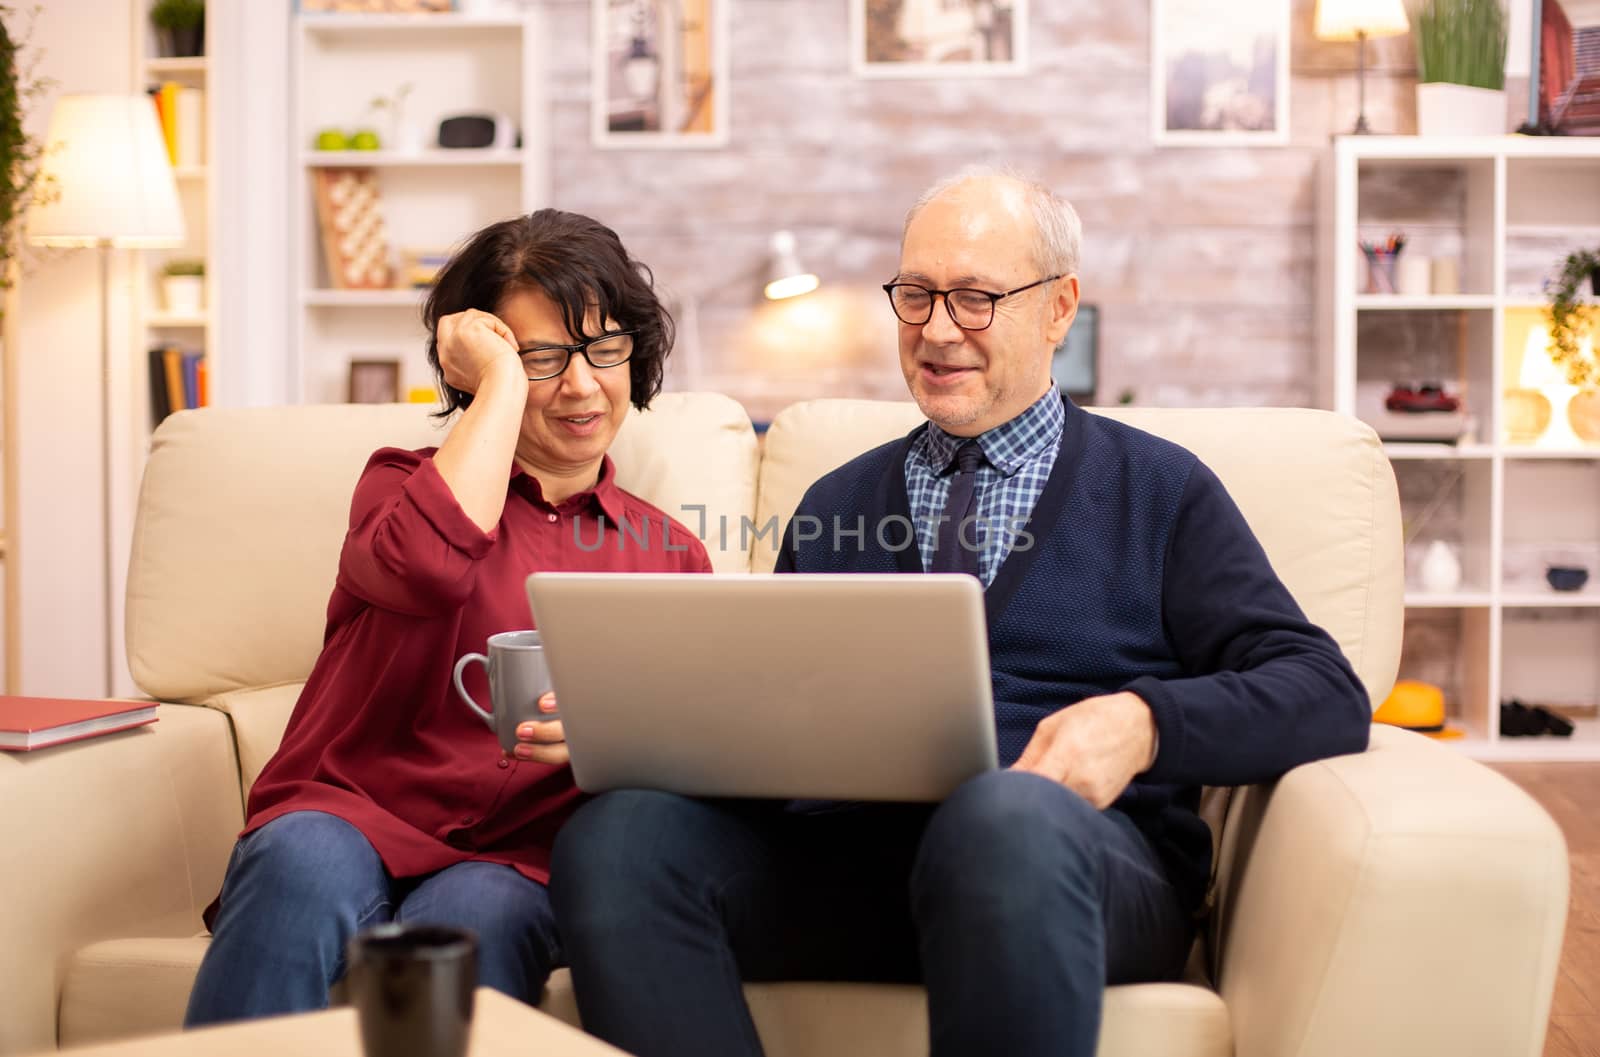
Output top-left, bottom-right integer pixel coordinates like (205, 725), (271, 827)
(436, 308), (522, 395)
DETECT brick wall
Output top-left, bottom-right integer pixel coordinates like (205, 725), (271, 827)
(546, 0), (1522, 420)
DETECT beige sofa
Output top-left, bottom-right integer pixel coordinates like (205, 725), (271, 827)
(0, 394), (1569, 1057)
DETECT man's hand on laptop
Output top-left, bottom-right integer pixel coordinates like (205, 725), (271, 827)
(1010, 692), (1157, 809)
(512, 693), (568, 766)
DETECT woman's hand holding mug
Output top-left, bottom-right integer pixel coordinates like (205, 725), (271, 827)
(513, 693), (566, 765)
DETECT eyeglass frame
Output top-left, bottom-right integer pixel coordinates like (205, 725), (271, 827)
(517, 330), (637, 381)
(880, 274), (1064, 331)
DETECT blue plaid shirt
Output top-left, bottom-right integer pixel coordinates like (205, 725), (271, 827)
(905, 390), (1065, 587)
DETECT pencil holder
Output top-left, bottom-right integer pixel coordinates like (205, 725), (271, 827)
(1363, 248), (1401, 294)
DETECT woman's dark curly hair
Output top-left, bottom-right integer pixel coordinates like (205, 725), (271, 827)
(422, 209), (674, 417)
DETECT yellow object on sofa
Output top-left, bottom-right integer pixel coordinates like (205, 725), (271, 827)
(0, 397), (1570, 1057)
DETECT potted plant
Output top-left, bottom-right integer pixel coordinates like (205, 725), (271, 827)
(1542, 249), (1600, 389)
(1540, 249), (1600, 444)
(160, 258), (204, 315)
(1411, 0), (1507, 136)
(149, 0), (204, 59)
(367, 82), (418, 154)
(0, 4), (53, 302)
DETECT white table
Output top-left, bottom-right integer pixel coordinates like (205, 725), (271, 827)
(55, 988), (629, 1056)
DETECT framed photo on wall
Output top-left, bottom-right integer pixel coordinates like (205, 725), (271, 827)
(851, 0), (1027, 78)
(1151, 0), (1288, 146)
(348, 359), (401, 404)
(592, 0), (729, 148)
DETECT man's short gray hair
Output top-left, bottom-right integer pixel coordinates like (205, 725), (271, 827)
(903, 164), (1082, 277)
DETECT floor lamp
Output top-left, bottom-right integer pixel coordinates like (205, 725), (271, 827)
(29, 94), (185, 696)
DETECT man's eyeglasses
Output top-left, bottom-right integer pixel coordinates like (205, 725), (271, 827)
(881, 275), (1063, 331)
(519, 331), (636, 381)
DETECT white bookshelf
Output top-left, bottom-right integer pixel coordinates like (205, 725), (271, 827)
(134, 6), (214, 432)
(290, 8), (550, 405)
(118, 2), (216, 700)
(1317, 136), (1600, 761)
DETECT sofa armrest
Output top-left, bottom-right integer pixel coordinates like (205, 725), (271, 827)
(1212, 725), (1568, 1057)
(0, 703), (242, 1055)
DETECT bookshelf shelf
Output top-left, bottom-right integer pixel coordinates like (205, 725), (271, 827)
(1354, 294), (1496, 311)
(303, 289), (425, 308)
(302, 150), (524, 168)
(1383, 442), (1495, 460)
(298, 13), (527, 32)
(1404, 592), (1495, 608)
(1501, 591), (1600, 608)
(147, 312), (208, 328)
(146, 56), (207, 76)
(1502, 447), (1600, 460)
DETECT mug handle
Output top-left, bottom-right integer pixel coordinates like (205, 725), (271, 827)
(452, 653), (495, 731)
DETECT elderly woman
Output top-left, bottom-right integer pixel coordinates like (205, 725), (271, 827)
(184, 209), (710, 1025)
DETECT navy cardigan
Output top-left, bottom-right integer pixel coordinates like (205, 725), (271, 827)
(775, 397), (1371, 908)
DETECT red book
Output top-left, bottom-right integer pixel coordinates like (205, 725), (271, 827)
(0, 696), (159, 752)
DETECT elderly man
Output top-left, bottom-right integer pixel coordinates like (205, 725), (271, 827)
(549, 166), (1371, 1057)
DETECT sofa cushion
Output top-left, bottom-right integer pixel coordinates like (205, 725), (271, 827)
(754, 399), (927, 573)
(63, 955), (1230, 1057)
(127, 395), (758, 705)
(605, 392), (760, 574)
(60, 936), (211, 1048)
(203, 682), (306, 798)
(756, 400), (1401, 708)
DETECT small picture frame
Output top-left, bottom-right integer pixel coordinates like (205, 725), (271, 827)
(348, 358), (402, 404)
(297, 0), (455, 11)
(1151, 0), (1289, 146)
(851, 0), (1026, 78)
(592, 0), (729, 148)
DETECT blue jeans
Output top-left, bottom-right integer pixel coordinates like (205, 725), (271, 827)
(185, 811), (560, 1027)
(550, 770), (1193, 1057)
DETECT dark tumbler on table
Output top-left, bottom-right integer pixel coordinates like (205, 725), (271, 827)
(344, 923), (478, 1057)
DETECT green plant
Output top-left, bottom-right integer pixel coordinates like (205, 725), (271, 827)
(162, 258), (204, 277)
(0, 4), (54, 298)
(1412, 0), (1507, 90)
(149, 0), (203, 32)
(1543, 249), (1600, 389)
(368, 82), (413, 120)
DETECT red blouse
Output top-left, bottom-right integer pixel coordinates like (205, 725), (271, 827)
(238, 447), (712, 888)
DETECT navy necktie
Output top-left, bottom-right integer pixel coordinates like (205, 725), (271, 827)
(931, 440), (985, 577)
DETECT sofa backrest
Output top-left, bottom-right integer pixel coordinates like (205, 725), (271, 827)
(126, 394), (758, 704)
(755, 400), (1403, 708)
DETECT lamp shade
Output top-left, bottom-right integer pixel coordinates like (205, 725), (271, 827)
(1314, 0), (1409, 40)
(1522, 322), (1589, 389)
(764, 230), (818, 301)
(29, 93), (185, 248)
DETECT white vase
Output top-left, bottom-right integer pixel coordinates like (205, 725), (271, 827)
(161, 275), (204, 315)
(1415, 83), (1506, 137)
(1419, 540), (1464, 594)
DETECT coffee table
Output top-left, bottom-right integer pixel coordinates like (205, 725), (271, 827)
(51, 988), (629, 1056)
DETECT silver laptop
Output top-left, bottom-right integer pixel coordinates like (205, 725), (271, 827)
(524, 573), (998, 802)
